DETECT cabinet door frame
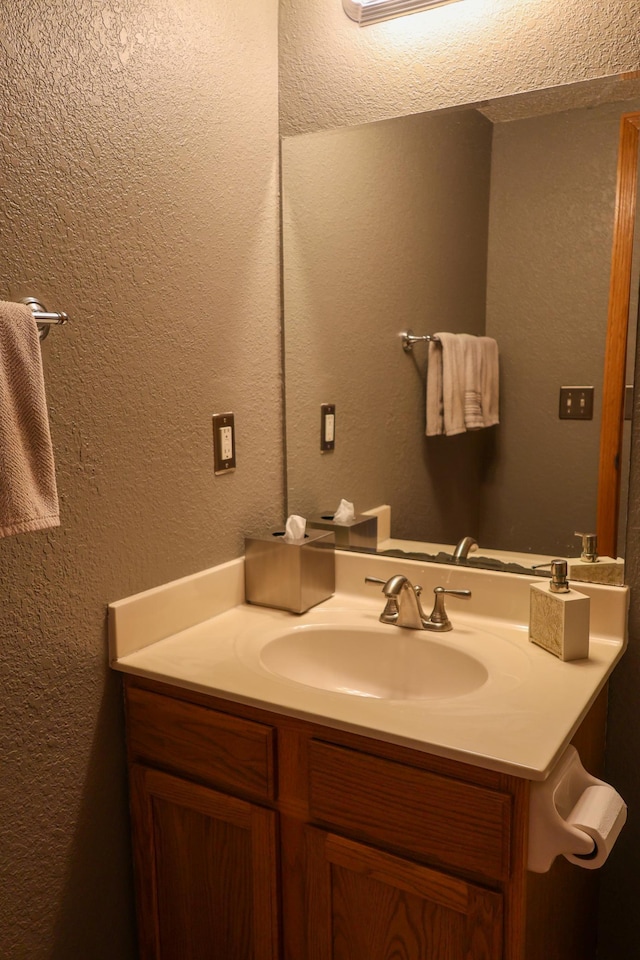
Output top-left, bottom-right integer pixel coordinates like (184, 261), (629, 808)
(306, 827), (503, 960)
(129, 763), (280, 960)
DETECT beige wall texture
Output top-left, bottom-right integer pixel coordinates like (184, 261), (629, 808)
(480, 99), (639, 557)
(2, 1), (640, 958)
(0, 1), (280, 958)
(283, 108), (492, 540)
(280, 0), (640, 136)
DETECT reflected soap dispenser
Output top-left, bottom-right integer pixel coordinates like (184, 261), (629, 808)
(529, 560), (590, 661)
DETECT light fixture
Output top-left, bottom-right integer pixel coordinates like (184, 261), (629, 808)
(343, 0), (462, 26)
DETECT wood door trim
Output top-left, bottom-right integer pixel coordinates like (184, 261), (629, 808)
(597, 111), (640, 556)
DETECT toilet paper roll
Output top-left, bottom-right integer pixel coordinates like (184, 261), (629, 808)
(564, 784), (627, 870)
(528, 744), (627, 872)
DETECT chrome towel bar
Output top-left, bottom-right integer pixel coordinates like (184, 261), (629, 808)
(22, 297), (69, 342)
(401, 329), (440, 353)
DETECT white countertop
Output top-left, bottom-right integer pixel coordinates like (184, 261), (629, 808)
(109, 550), (628, 781)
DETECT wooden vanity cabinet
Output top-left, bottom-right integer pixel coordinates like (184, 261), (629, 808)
(123, 675), (605, 960)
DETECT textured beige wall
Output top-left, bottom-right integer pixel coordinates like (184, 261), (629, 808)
(480, 100), (638, 557)
(0, 1), (280, 957)
(283, 109), (492, 539)
(280, 0), (640, 136)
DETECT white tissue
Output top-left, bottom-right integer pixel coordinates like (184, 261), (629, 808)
(333, 499), (355, 524)
(283, 514), (306, 542)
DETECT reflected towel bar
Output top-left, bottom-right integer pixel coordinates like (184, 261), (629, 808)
(22, 297), (69, 342)
(401, 329), (440, 353)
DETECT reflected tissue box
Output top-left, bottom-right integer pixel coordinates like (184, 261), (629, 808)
(244, 528), (335, 614)
(307, 513), (377, 551)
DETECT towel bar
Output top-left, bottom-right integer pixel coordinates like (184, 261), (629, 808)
(22, 298), (69, 342)
(401, 329), (440, 353)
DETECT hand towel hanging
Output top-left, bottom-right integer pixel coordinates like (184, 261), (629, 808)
(426, 332), (499, 436)
(0, 300), (60, 537)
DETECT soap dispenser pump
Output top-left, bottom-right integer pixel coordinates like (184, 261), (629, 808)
(529, 560), (590, 661)
(567, 532), (624, 585)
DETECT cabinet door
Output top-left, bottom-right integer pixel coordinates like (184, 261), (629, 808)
(306, 828), (502, 960)
(130, 764), (280, 960)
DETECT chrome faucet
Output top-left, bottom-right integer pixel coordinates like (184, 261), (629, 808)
(365, 575), (471, 631)
(453, 536), (478, 561)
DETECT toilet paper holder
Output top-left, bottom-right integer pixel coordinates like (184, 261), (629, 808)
(528, 745), (627, 872)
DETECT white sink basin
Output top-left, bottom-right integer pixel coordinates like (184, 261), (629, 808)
(259, 623), (490, 700)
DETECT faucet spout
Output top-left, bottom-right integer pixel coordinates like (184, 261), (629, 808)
(453, 536), (478, 561)
(365, 574), (430, 629)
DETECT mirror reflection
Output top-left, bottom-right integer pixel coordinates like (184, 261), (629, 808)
(282, 78), (640, 583)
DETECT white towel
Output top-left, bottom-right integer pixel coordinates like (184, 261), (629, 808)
(426, 333), (499, 436)
(460, 333), (484, 429)
(426, 339), (443, 436)
(460, 334), (499, 430)
(479, 336), (500, 428)
(426, 332), (466, 436)
(0, 301), (60, 537)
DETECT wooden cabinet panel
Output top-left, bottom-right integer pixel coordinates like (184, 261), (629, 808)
(126, 685), (276, 800)
(129, 764), (279, 960)
(306, 828), (503, 960)
(123, 679), (608, 960)
(308, 740), (512, 881)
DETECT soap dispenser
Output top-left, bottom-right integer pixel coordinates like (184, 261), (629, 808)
(529, 560), (590, 661)
(567, 532), (624, 586)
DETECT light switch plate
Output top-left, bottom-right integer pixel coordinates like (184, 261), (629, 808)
(321, 403), (335, 451)
(559, 386), (594, 420)
(212, 412), (236, 474)
(625, 384), (634, 420)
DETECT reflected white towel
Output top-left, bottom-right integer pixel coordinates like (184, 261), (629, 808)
(0, 301), (59, 537)
(426, 340), (443, 436)
(461, 333), (483, 429)
(426, 333), (499, 436)
(480, 336), (500, 427)
(461, 334), (499, 430)
(426, 332), (466, 436)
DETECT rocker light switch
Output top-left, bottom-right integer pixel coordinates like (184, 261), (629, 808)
(321, 403), (335, 452)
(212, 412), (236, 474)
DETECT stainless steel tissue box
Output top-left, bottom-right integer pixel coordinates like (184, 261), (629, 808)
(244, 528), (335, 614)
(307, 513), (378, 551)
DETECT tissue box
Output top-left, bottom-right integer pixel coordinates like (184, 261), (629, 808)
(244, 528), (335, 614)
(307, 513), (377, 551)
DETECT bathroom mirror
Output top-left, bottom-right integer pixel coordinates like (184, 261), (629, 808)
(282, 75), (640, 581)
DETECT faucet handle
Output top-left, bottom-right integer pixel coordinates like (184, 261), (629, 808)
(427, 586), (472, 631)
(364, 576), (400, 625)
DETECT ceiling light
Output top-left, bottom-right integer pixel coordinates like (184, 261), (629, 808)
(343, 0), (462, 26)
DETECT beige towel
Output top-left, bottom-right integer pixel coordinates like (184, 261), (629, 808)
(426, 333), (499, 436)
(479, 336), (500, 428)
(460, 334), (500, 430)
(460, 333), (484, 429)
(426, 332), (466, 436)
(0, 301), (60, 537)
